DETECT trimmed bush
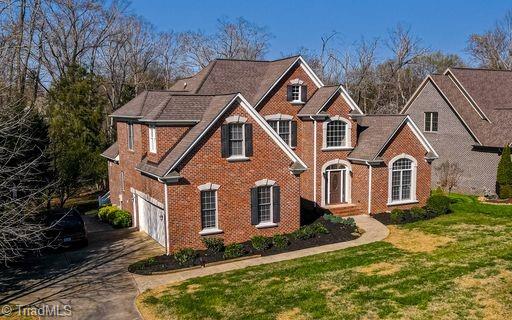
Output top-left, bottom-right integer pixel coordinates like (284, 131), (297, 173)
(426, 194), (451, 215)
(251, 236), (271, 251)
(497, 145), (512, 198)
(98, 205), (117, 222)
(173, 248), (197, 265)
(223, 243), (245, 259)
(272, 234), (289, 249)
(310, 222), (329, 234)
(340, 217), (357, 229)
(324, 214), (357, 229)
(111, 210), (132, 228)
(323, 213), (344, 224)
(499, 184), (512, 199)
(293, 225), (315, 240)
(410, 206), (427, 220)
(390, 209), (406, 223)
(202, 237), (224, 253)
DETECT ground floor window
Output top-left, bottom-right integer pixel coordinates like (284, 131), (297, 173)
(200, 190), (217, 229)
(257, 186), (272, 223)
(390, 157), (415, 202)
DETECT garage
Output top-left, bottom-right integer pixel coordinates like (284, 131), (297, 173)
(136, 192), (166, 247)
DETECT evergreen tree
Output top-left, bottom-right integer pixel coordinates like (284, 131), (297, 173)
(48, 64), (107, 206)
(496, 145), (512, 198)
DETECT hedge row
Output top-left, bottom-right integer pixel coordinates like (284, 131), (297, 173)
(98, 205), (132, 228)
(390, 194), (451, 224)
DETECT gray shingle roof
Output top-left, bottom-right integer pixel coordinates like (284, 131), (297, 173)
(101, 142), (119, 161)
(298, 86), (339, 116)
(348, 115), (407, 161)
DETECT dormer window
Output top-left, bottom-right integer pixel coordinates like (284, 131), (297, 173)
(149, 125), (157, 153)
(287, 80), (307, 104)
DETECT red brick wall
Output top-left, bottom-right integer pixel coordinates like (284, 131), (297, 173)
(370, 123), (432, 212)
(145, 125), (190, 164)
(167, 101), (301, 251)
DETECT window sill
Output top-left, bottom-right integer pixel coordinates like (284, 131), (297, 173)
(321, 146), (353, 151)
(255, 222), (278, 229)
(290, 101), (305, 105)
(199, 228), (224, 236)
(227, 156), (250, 162)
(387, 200), (418, 206)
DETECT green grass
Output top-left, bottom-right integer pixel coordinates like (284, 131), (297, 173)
(138, 194), (512, 319)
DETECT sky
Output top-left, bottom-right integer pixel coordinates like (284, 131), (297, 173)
(129, 0), (511, 63)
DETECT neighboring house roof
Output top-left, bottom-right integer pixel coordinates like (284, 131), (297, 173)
(297, 85), (364, 117)
(348, 115), (437, 162)
(101, 142), (119, 162)
(135, 93), (307, 180)
(170, 56), (323, 106)
(402, 68), (512, 148)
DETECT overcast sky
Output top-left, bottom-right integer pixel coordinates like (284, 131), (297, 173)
(130, 0), (510, 63)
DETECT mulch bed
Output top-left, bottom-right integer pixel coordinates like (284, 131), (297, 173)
(483, 198), (512, 204)
(128, 216), (360, 275)
(371, 212), (394, 225)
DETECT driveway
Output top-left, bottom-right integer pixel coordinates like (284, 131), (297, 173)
(0, 215), (164, 319)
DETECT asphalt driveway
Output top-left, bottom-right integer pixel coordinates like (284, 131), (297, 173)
(0, 215), (164, 319)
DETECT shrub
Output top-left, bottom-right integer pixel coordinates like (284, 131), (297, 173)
(410, 206), (427, 220)
(323, 213), (344, 224)
(390, 209), (406, 223)
(499, 184), (512, 199)
(310, 222), (329, 234)
(293, 225), (315, 240)
(251, 236), (271, 251)
(202, 237), (225, 253)
(173, 248), (197, 265)
(272, 234), (289, 249)
(111, 210), (132, 228)
(426, 194), (451, 215)
(340, 217), (357, 229)
(98, 205), (118, 221)
(324, 214), (357, 229)
(432, 186), (444, 195)
(223, 243), (245, 259)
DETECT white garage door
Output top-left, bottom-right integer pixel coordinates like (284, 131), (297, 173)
(137, 195), (166, 247)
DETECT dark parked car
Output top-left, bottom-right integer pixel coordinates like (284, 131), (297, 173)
(45, 208), (88, 248)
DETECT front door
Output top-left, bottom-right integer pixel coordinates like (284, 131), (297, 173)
(327, 169), (345, 204)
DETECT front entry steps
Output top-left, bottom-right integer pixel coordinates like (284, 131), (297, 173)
(325, 204), (364, 216)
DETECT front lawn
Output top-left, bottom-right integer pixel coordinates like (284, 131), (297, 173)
(137, 194), (512, 319)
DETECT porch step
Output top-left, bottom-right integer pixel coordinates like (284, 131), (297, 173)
(326, 204), (364, 217)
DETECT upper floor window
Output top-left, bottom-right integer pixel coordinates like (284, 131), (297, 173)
(287, 83), (307, 104)
(424, 112), (438, 132)
(127, 123), (134, 151)
(149, 125), (157, 153)
(221, 116), (253, 160)
(269, 120), (290, 145)
(388, 155), (417, 204)
(323, 116), (351, 150)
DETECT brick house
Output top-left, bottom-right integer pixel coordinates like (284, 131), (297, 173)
(401, 68), (512, 195)
(102, 56), (437, 253)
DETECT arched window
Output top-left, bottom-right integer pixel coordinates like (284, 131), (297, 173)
(388, 155), (417, 204)
(323, 116), (351, 149)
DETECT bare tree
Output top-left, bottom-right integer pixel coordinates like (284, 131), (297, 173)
(467, 10), (512, 69)
(436, 161), (464, 194)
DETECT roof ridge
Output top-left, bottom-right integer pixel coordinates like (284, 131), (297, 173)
(167, 92), (240, 97)
(449, 66), (512, 72)
(196, 60), (217, 93)
(363, 114), (406, 117)
(214, 55), (300, 63)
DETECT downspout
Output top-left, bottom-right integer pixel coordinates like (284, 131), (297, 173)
(310, 116), (317, 206)
(163, 183), (170, 255)
(366, 161), (372, 214)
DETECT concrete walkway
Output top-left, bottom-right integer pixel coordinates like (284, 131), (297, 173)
(133, 214), (389, 291)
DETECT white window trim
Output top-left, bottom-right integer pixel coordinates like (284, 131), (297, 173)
(254, 181), (277, 228)
(424, 112), (438, 133)
(120, 171), (125, 192)
(387, 154), (418, 206)
(264, 114), (293, 121)
(290, 84), (304, 104)
(226, 116), (248, 161)
(322, 116), (352, 150)
(127, 123), (134, 151)
(320, 159), (352, 207)
(198, 183), (222, 235)
(149, 125), (157, 153)
(267, 118), (292, 147)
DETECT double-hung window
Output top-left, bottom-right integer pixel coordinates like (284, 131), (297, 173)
(269, 120), (291, 145)
(149, 125), (157, 153)
(291, 85), (301, 102)
(257, 186), (272, 224)
(326, 120), (347, 148)
(200, 190), (217, 230)
(127, 123), (134, 151)
(228, 123), (244, 157)
(424, 112), (438, 132)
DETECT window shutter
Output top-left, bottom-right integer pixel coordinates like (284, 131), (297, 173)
(290, 121), (297, 148)
(245, 123), (253, 157)
(272, 186), (280, 223)
(286, 85), (293, 101)
(301, 85), (307, 102)
(221, 124), (229, 158)
(251, 187), (259, 225)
